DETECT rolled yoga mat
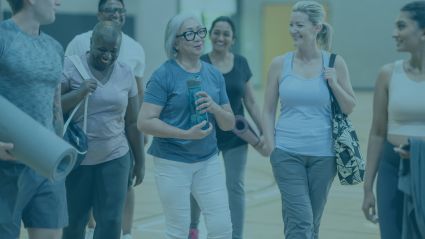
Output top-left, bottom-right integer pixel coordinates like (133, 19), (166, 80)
(232, 115), (260, 147)
(0, 95), (77, 181)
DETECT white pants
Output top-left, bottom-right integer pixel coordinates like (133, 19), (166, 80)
(154, 155), (232, 239)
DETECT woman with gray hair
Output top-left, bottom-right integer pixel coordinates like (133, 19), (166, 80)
(262, 1), (356, 238)
(137, 13), (234, 239)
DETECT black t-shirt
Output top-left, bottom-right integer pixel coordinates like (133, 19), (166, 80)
(201, 53), (253, 151)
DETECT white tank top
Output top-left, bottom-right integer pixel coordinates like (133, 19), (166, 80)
(387, 60), (425, 145)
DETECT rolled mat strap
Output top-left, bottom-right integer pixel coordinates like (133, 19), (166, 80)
(0, 95), (77, 181)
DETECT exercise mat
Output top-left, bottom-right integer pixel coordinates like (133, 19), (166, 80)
(0, 96), (77, 181)
(232, 115), (260, 147)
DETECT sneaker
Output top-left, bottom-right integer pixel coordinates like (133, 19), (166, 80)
(85, 228), (94, 239)
(188, 228), (199, 239)
(122, 234), (133, 239)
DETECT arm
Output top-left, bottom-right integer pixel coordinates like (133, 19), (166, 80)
(262, 56), (283, 156)
(137, 102), (212, 140)
(243, 81), (263, 135)
(212, 103), (235, 131)
(362, 64), (392, 223)
(0, 142), (15, 160)
(125, 95), (145, 186)
(324, 55), (357, 115)
(196, 91), (235, 131)
(135, 76), (144, 105)
(135, 75), (149, 145)
(61, 78), (97, 114)
(53, 84), (64, 136)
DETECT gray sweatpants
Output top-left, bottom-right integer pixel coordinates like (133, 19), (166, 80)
(270, 148), (336, 239)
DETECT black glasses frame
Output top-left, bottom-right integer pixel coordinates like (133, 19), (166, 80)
(176, 28), (208, 41)
(101, 7), (127, 15)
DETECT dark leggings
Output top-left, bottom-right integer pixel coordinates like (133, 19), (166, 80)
(63, 153), (131, 239)
(376, 141), (404, 239)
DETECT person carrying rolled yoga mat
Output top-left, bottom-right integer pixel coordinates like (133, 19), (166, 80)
(0, 0), (68, 238)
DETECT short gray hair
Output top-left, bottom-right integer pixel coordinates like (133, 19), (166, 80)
(292, 0), (333, 51)
(164, 13), (202, 59)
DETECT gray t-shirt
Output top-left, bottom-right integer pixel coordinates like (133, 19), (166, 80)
(61, 54), (137, 165)
(0, 19), (63, 132)
(144, 59), (229, 163)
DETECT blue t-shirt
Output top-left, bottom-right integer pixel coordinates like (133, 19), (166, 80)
(0, 19), (63, 131)
(144, 59), (229, 163)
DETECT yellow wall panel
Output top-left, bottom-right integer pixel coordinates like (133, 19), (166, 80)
(262, 3), (294, 85)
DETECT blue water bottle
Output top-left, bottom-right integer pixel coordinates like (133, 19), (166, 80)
(187, 78), (209, 129)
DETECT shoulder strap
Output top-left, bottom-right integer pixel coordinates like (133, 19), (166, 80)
(68, 55), (91, 80)
(329, 53), (337, 68)
(63, 55), (89, 135)
(327, 53), (342, 114)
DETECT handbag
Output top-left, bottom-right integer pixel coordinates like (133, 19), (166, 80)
(328, 53), (365, 185)
(62, 55), (90, 170)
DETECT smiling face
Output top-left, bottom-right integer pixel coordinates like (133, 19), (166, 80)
(210, 21), (234, 53)
(90, 32), (121, 71)
(97, 0), (126, 28)
(174, 18), (205, 58)
(289, 11), (321, 48)
(393, 11), (425, 52)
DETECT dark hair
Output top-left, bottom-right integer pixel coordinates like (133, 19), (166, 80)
(401, 1), (425, 29)
(98, 0), (125, 12)
(209, 16), (236, 39)
(6, 0), (24, 14)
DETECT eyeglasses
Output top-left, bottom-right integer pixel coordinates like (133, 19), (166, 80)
(101, 7), (126, 15)
(176, 28), (207, 41)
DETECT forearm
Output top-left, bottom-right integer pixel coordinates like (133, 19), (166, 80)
(213, 107), (235, 131)
(138, 118), (188, 139)
(364, 134), (386, 191)
(126, 123), (145, 168)
(245, 101), (263, 134)
(329, 81), (356, 115)
(135, 76), (144, 106)
(53, 86), (64, 136)
(262, 111), (276, 148)
(61, 89), (87, 114)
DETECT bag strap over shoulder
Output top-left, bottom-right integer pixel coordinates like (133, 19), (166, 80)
(68, 55), (91, 80)
(63, 55), (90, 136)
(329, 53), (337, 68)
(327, 53), (337, 99)
(327, 53), (344, 115)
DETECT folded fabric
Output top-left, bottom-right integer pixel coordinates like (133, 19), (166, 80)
(398, 138), (425, 239)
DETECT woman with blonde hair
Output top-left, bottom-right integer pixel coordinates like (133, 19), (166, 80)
(262, 1), (356, 238)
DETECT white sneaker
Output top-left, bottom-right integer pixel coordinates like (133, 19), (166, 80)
(122, 234), (133, 239)
(85, 228), (94, 239)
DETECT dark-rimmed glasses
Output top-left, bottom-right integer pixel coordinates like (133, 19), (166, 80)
(176, 28), (207, 41)
(101, 7), (126, 15)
